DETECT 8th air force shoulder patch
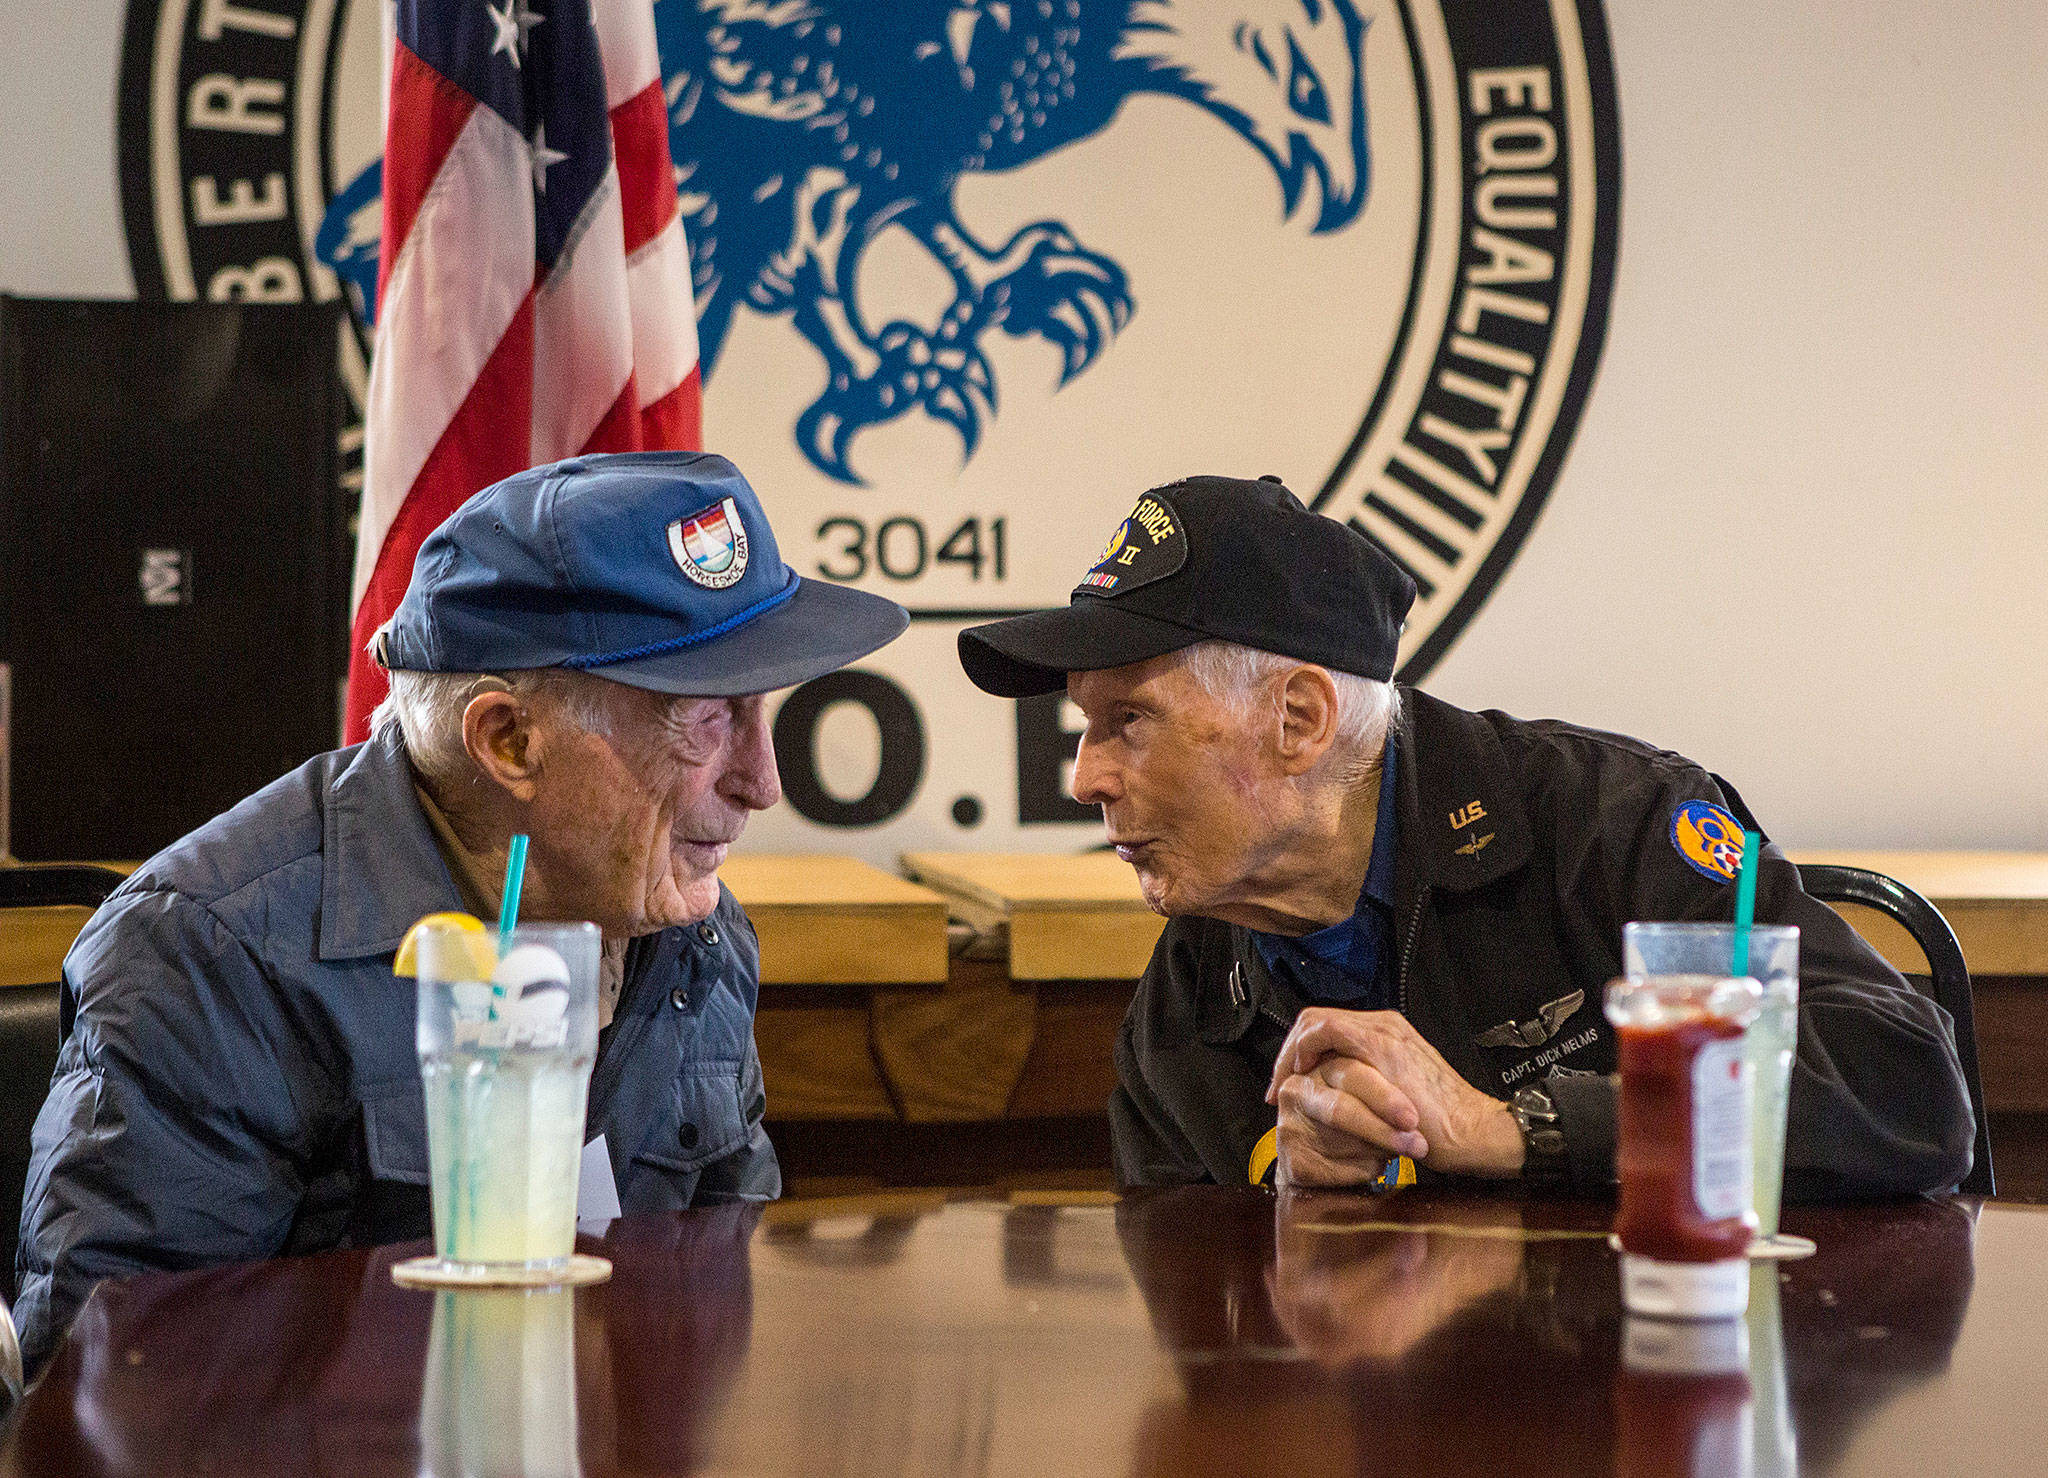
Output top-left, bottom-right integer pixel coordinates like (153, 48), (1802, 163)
(1671, 800), (1747, 882)
(1075, 493), (1188, 599)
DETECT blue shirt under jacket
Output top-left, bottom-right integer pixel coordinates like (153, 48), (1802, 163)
(1252, 751), (1401, 1008)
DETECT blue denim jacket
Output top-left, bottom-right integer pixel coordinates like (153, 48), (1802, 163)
(16, 724), (778, 1373)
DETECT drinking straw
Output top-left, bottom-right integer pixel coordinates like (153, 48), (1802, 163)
(1731, 829), (1761, 977)
(491, 833), (530, 1020)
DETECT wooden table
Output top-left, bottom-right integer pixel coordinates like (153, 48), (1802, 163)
(903, 850), (1164, 979)
(6, 1187), (2041, 1476)
(718, 853), (950, 986)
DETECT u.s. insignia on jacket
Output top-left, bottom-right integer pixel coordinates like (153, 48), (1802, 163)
(1671, 799), (1746, 882)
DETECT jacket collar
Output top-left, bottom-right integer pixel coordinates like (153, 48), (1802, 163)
(318, 724), (465, 961)
(1394, 688), (1532, 893)
(1201, 928), (1307, 1046)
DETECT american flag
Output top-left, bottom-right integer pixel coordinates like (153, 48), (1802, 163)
(344, 0), (703, 739)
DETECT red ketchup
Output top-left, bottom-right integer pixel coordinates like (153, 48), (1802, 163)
(1605, 973), (1762, 1320)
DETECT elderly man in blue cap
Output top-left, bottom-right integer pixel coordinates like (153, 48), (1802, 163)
(15, 452), (907, 1373)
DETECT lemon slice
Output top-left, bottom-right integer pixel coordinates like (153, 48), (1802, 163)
(394, 912), (494, 979)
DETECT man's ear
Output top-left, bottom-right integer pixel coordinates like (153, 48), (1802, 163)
(1275, 665), (1341, 777)
(463, 690), (543, 802)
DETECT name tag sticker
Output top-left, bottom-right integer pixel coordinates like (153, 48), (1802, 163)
(577, 1134), (623, 1230)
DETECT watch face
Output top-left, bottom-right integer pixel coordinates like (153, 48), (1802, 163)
(1513, 1083), (1558, 1117)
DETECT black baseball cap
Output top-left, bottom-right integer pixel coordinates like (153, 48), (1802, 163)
(958, 475), (1417, 697)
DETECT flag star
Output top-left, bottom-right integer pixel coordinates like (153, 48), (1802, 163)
(530, 125), (568, 192)
(486, 0), (522, 64)
(515, 2), (545, 47)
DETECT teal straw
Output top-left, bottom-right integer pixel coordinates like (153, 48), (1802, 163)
(1731, 829), (1761, 976)
(490, 833), (530, 1020)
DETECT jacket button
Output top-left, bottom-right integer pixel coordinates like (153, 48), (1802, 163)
(678, 1122), (700, 1149)
(669, 986), (689, 1011)
(697, 922), (720, 946)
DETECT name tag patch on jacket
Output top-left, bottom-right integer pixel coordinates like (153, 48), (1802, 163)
(1500, 1027), (1602, 1087)
(1671, 800), (1746, 882)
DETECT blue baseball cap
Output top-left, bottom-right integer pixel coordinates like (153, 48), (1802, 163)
(380, 451), (907, 694)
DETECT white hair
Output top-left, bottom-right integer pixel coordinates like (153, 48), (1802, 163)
(1176, 639), (1399, 786)
(370, 665), (618, 789)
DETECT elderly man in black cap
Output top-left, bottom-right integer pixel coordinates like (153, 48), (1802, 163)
(959, 476), (1973, 1197)
(16, 451), (907, 1373)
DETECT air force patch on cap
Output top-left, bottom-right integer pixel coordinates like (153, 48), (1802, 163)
(1671, 800), (1746, 882)
(668, 496), (750, 589)
(1074, 493), (1187, 599)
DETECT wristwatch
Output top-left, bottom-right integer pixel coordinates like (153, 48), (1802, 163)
(1509, 1082), (1572, 1190)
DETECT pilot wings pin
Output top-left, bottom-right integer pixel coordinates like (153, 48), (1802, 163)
(1472, 989), (1586, 1050)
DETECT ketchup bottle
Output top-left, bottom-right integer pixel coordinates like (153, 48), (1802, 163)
(1605, 973), (1763, 1319)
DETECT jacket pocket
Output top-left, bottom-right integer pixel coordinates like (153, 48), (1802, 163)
(361, 1081), (431, 1187)
(631, 1059), (746, 1175)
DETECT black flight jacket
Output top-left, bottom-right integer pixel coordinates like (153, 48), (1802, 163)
(1108, 690), (1976, 1200)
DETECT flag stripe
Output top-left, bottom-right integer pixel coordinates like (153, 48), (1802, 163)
(376, 41), (480, 308)
(345, 290), (539, 738)
(626, 211), (697, 407)
(529, 166), (635, 463)
(640, 364), (703, 449)
(355, 100), (537, 604)
(611, 80), (677, 254)
(578, 376), (643, 455)
(591, 0), (662, 108)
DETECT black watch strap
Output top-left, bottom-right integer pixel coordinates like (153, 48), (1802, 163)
(1510, 1082), (1571, 1189)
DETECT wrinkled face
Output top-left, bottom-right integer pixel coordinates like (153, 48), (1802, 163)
(1068, 655), (1295, 918)
(524, 686), (781, 936)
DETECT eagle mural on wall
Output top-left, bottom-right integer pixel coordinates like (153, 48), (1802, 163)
(318, 0), (1374, 482)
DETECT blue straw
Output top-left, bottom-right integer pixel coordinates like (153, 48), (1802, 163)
(490, 833), (530, 1021)
(1731, 829), (1760, 976)
(497, 833), (529, 944)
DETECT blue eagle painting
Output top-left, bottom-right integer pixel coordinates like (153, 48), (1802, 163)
(317, 0), (1373, 482)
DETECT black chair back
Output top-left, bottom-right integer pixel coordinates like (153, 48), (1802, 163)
(0, 865), (126, 1298)
(1798, 863), (1994, 1197)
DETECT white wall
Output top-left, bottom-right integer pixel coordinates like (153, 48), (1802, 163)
(1, 0), (2041, 849)
(1426, 0), (2048, 848)
(0, 3), (131, 297)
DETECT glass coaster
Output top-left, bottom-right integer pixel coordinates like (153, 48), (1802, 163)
(1606, 1232), (1815, 1262)
(390, 1253), (613, 1289)
(1746, 1233), (1817, 1261)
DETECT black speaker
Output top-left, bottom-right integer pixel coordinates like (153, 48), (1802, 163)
(0, 296), (345, 861)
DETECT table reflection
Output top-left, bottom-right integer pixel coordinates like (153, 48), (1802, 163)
(1617, 1307), (1757, 1478)
(1115, 1189), (1980, 1478)
(1268, 1193), (1533, 1366)
(0, 1189), (1994, 1478)
(1778, 1197), (1976, 1473)
(584, 1201), (760, 1474)
(420, 1289), (580, 1478)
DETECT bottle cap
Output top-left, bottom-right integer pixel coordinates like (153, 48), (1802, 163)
(1620, 1253), (1751, 1320)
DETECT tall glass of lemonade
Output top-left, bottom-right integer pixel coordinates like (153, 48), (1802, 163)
(415, 920), (599, 1278)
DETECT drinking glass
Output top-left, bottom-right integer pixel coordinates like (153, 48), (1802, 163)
(414, 920), (599, 1280)
(1624, 922), (1803, 1255)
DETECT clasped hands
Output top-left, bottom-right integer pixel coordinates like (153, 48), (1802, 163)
(1264, 1007), (1526, 1188)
